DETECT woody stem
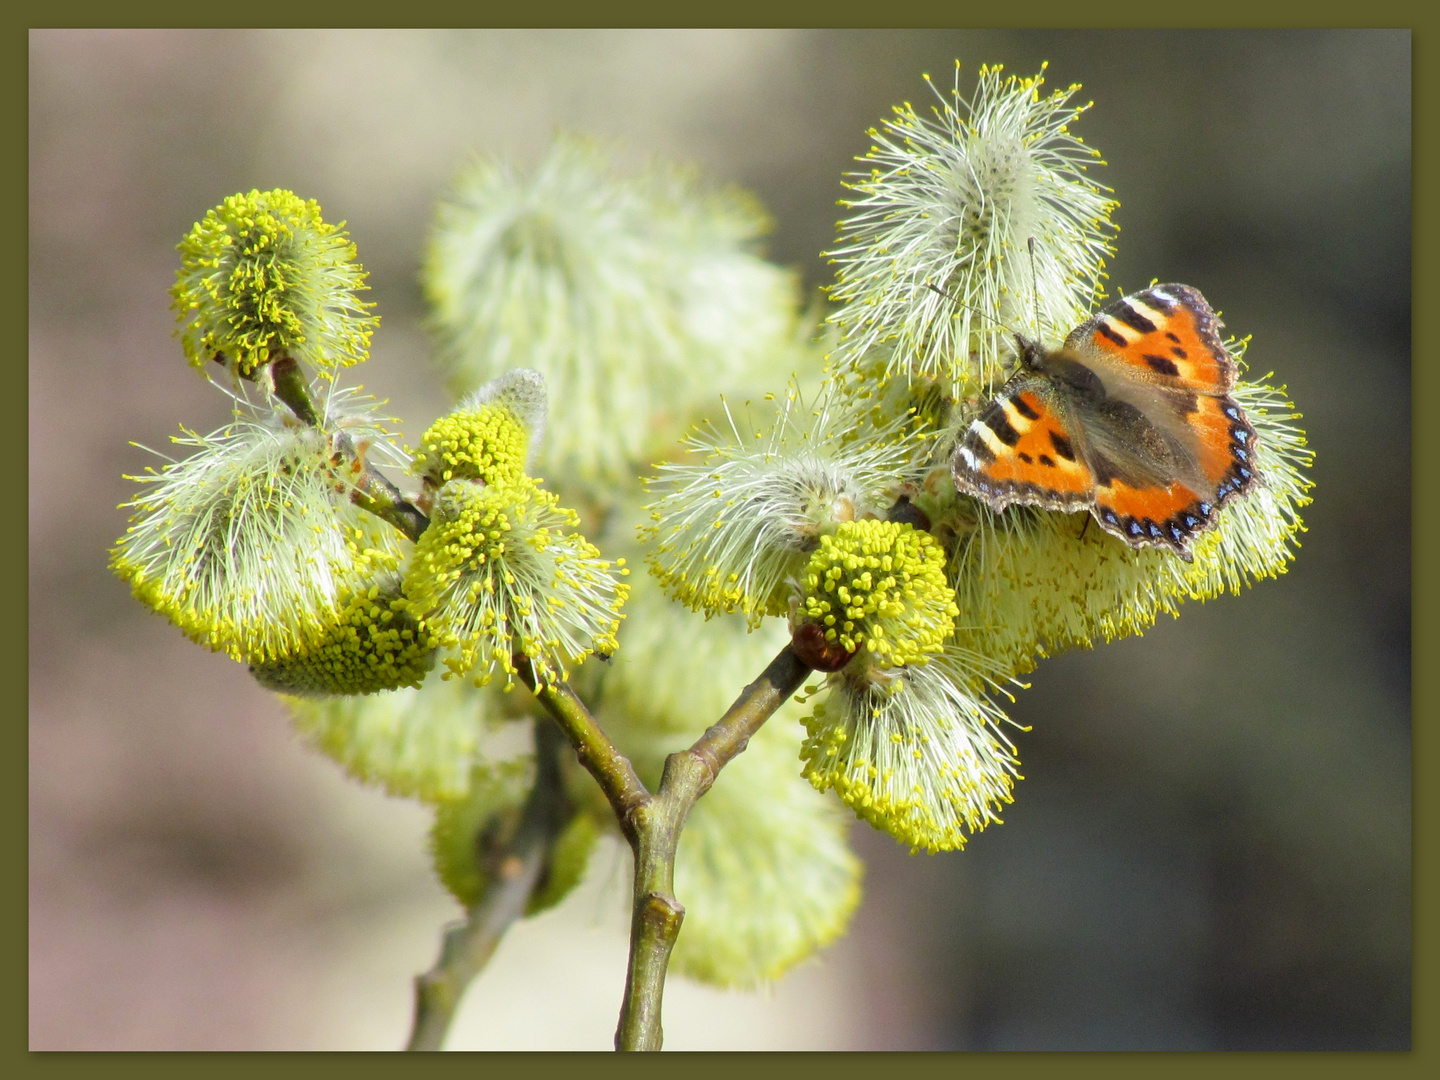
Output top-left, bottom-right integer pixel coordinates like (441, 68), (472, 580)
(521, 645), (811, 1050)
(270, 354), (430, 541)
(405, 718), (570, 1050)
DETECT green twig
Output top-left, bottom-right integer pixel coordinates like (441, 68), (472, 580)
(265, 354), (432, 541)
(522, 645), (811, 1051)
(523, 674), (650, 841)
(346, 453), (430, 542)
(268, 355), (321, 427)
(405, 719), (569, 1051)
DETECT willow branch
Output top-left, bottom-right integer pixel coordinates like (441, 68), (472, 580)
(348, 458), (429, 542)
(519, 645), (812, 1051)
(405, 719), (569, 1051)
(519, 667), (651, 842)
(264, 353), (432, 541)
(682, 644), (811, 793)
(611, 643), (810, 1050)
(268, 355), (321, 427)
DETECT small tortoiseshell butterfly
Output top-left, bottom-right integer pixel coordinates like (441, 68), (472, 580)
(951, 284), (1258, 562)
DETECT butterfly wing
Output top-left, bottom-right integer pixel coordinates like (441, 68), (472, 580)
(1064, 283), (1239, 395)
(951, 373), (1095, 513)
(1058, 285), (1260, 557)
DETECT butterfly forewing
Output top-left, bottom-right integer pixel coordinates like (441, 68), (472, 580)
(1065, 284), (1239, 396)
(952, 374), (1095, 513)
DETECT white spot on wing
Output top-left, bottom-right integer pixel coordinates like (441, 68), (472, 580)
(1099, 315), (1138, 342)
(973, 422), (1007, 458)
(1000, 398), (1035, 433)
(1129, 298), (1165, 324)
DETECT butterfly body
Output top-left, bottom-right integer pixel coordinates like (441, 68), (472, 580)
(952, 285), (1258, 561)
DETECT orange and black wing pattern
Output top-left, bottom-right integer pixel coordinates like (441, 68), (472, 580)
(952, 374), (1094, 514)
(1066, 283), (1238, 395)
(953, 285), (1260, 561)
(1072, 285), (1259, 555)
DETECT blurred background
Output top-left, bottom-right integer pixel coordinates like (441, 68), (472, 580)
(29, 29), (1409, 1049)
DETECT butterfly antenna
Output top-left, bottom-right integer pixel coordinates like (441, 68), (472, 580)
(923, 281), (1014, 335)
(1027, 236), (1042, 340)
